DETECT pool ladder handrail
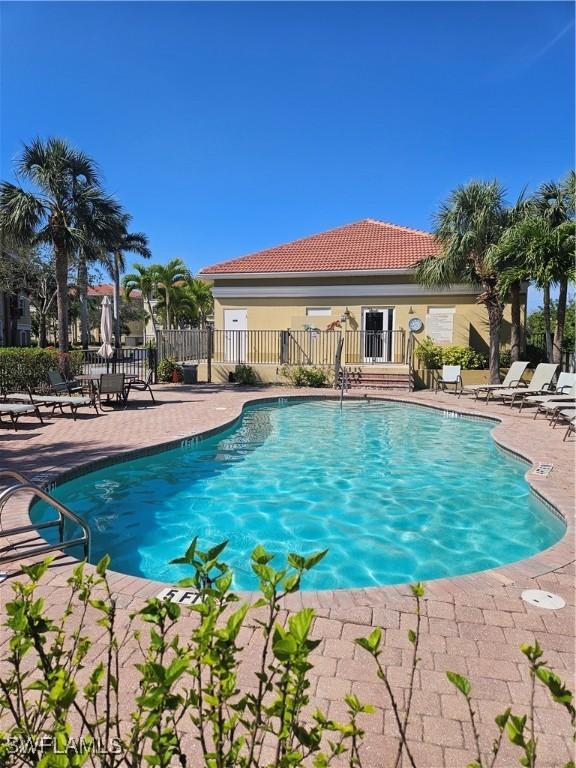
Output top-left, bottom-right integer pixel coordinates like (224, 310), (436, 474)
(0, 469), (90, 565)
(339, 366), (349, 409)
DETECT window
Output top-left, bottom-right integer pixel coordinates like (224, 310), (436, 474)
(306, 307), (331, 316)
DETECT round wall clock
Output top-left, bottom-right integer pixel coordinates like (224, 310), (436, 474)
(408, 317), (424, 332)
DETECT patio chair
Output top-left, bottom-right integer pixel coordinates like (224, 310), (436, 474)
(48, 369), (83, 395)
(0, 401), (44, 431)
(4, 388), (97, 421)
(460, 360), (529, 400)
(487, 363), (558, 407)
(548, 405), (576, 428)
(435, 365), (462, 394)
(563, 418), (575, 442)
(97, 373), (128, 410)
(126, 369), (155, 403)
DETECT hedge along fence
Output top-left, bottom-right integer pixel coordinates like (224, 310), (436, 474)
(0, 348), (84, 393)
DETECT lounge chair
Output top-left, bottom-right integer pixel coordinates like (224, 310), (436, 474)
(460, 360), (529, 400)
(0, 401), (43, 431)
(48, 369), (83, 395)
(126, 370), (155, 403)
(435, 365), (462, 394)
(521, 375), (576, 416)
(4, 389), (97, 421)
(563, 418), (575, 441)
(487, 363), (558, 407)
(97, 373), (128, 410)
(548, 405), (576, 428)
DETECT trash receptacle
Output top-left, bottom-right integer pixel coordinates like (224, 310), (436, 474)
(182, 363), (198, 384)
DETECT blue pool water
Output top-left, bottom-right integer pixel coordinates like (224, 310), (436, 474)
(32, 399), (564, 590)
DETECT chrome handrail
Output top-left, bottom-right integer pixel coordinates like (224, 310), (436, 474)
(339, 366), (348, 410)
(0, 470), (90, 564)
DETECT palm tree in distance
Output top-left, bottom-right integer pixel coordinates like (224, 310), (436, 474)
(0, 137), (117, 353)
(416, 180), (510, 383)
(123, 263), (161, 339)
(533, 172), (575, 363)
(152, 258), (190, 331)
(106, 214), (151, 348)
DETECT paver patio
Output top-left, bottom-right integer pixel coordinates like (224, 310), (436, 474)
(0, 384), (574, 767)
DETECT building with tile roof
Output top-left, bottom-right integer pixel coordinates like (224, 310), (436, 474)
(197, 219), (524, 385)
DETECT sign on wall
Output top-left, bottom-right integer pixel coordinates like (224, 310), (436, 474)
(426, 307), (455, 343)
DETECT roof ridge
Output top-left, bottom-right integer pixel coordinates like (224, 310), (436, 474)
(365, 218), (434, 237)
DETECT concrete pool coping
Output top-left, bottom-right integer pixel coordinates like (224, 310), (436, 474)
(1, 385), (573, 605)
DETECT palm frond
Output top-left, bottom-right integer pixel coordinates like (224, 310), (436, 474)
(0, 183), (47, 243)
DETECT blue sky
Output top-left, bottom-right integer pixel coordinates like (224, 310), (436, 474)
(1, 1), (574, 311)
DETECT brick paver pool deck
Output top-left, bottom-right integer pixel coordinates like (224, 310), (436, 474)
(0, 384), (574, 767)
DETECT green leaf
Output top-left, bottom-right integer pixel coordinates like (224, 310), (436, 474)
(304, 550), (328, 570)
(289, 608), (315, 643)
(446, 671), (471, 697)
(272, 635), (298, 662)
(407, 629), (416, 644)
(96, 553), (110, 576)
(355, 627), (382, 655)
(287, 553), (305, 570)
(251, 544), (274, 565)
(495, 707), (511, 729)
(205, 540), (228, 562)
(410, 582), (425, 598)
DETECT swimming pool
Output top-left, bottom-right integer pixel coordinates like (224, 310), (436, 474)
(31, 399), (565, 590)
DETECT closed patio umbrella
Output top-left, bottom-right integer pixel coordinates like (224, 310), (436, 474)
(97, 296), (114, 359)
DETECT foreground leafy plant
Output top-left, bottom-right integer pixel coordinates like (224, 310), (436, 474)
(0, 544), (573, 768)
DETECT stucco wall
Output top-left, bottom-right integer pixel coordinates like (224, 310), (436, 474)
(213, 290), (520, 352)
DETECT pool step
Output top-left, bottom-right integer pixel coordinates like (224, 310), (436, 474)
(339, 369), (412, 391)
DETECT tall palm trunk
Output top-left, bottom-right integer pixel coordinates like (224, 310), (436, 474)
(54, 243), (69, 355)
(483, 284), (504, 384)
(509, 280), (522, 363)
(77, 255), (90, 349)
(113, 252), (121, 349)
(542, 283), (553, 362)
(553, 277), (568, 368)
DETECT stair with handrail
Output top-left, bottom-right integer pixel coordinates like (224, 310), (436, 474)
(0, 470), (90, 566)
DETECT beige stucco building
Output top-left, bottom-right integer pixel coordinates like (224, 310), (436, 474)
(199, 219), (525, 385)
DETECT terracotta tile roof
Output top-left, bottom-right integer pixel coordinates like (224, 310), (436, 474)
(199, 219), (440, 275)
(87, 284), (142, 299)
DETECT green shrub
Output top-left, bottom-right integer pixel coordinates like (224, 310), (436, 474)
(0, 347), (84, 392)
(281, 365), (329, 387)
(156, 356), (182, 383)
(234, 364), (258, 385)
(499, 349), (512, 368)
(441, 344), (487, 370)
(413, 337), (443, 369)
(414, 337), (487, 370)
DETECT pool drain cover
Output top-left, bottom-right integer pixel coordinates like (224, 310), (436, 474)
(521, 589), (565, 610)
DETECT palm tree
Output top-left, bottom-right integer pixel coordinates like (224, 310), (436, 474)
(0, 137), (116, 353)
(151, 258), (190, 331)
(186, 278), (214, 327)
(105, 214), (151, 348)
(74, 186), (125, 349)
(533, 172), (575, 363)
(123, 263), (160, 339)
(416, 181), (509, 383)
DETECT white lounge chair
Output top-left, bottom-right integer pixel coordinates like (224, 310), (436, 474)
(520, 374), (576, 415)
(460, 360), (529, 400)
(487, 363), (558, 407)
(0, 402), (43, 431)
(536, 402), (576, 426)
(563, 417), (575, 441)
(435, 365), (462, 394)
(551, 407), (576, 428)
